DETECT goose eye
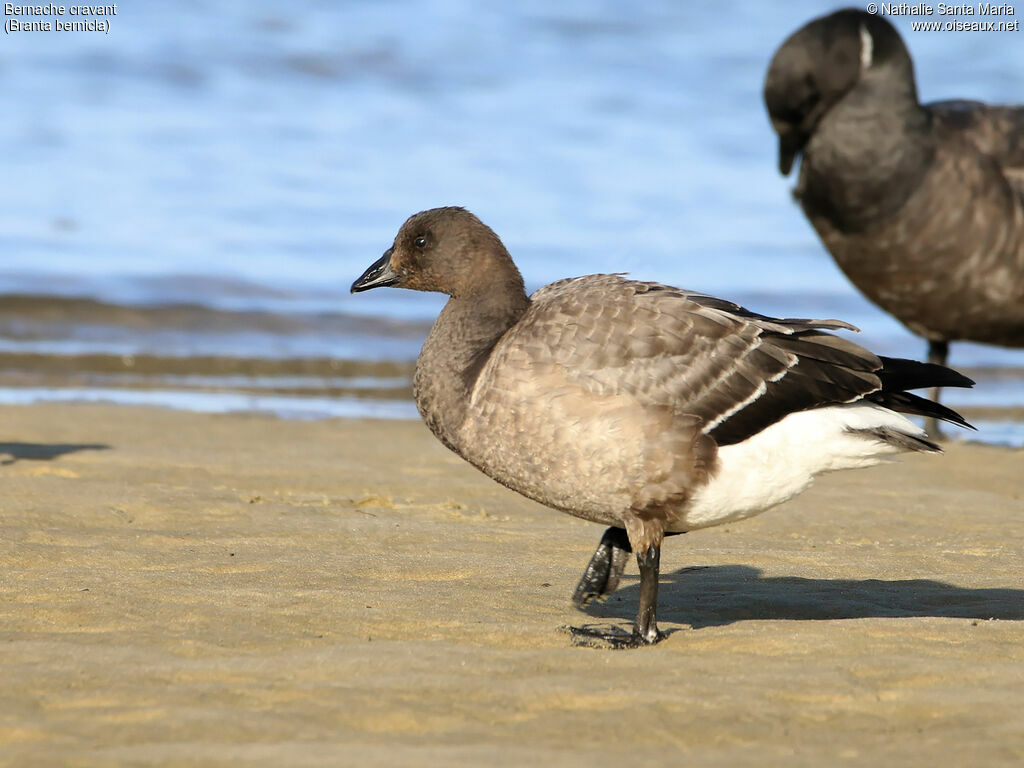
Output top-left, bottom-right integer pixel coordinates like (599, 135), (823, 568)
(414, 236), (428, 248)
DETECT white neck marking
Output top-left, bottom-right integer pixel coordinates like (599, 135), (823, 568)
(859, 23), (874, 70)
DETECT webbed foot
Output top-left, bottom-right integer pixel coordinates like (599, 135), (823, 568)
(572, 527), (631, 608)
(560, 624), (665, 649)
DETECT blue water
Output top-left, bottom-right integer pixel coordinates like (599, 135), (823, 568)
(2, 1), (1024, 442)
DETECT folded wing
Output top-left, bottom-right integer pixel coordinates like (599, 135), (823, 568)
(504, 275), (969, 447)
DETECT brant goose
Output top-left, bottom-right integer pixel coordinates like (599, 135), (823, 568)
(764, 9), (1024, 430)
(352, 207), (973, 647)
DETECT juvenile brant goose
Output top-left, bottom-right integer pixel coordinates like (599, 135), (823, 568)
(765, 9), (1024, 431)
(352, 207), (973, 647)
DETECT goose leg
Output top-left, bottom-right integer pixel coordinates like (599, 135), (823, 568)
(565, 519), (666, 648)
(573, 528), (686, 608)
(926, 339), (950, 439)
(632, 542), (665, 645)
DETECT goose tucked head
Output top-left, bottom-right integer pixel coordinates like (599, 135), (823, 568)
(351, 206), (526, 300)
(764, 9), (916, 175)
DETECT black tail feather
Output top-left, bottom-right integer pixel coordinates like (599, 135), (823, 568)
(878, 356), (975, 391)
(867, 390), (976, 431)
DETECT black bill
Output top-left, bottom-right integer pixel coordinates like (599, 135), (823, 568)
(351, 249), (399, 293)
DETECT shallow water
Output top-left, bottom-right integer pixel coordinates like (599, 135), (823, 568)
(2, 1), (1023, 443)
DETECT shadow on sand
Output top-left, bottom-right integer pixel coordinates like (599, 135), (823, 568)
(0, 442), (110, 466)
(579, 564), (1024, 630)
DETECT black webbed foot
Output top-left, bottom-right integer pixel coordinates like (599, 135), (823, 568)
(560, 624), (665, 649)
(572, 526), (631, 608)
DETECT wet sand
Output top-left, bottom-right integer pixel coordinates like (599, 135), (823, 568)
(2, 404), (1023, 767)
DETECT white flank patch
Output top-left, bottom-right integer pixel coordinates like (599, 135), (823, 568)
(680, 403), (926, 530)
(859, 23), (874, 70)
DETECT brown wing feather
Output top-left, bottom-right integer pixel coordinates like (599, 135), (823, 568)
(511, 275), (894, 446)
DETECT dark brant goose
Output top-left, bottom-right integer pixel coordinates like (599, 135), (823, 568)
(352, 207), (973, 648)
(764, 8), (1024, 430)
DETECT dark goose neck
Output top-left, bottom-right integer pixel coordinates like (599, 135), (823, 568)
(798, 66), (934, 232)
(413, 279), (530, 452)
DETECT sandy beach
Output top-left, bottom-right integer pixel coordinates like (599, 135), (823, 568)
(2, 403), (1023, 766)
